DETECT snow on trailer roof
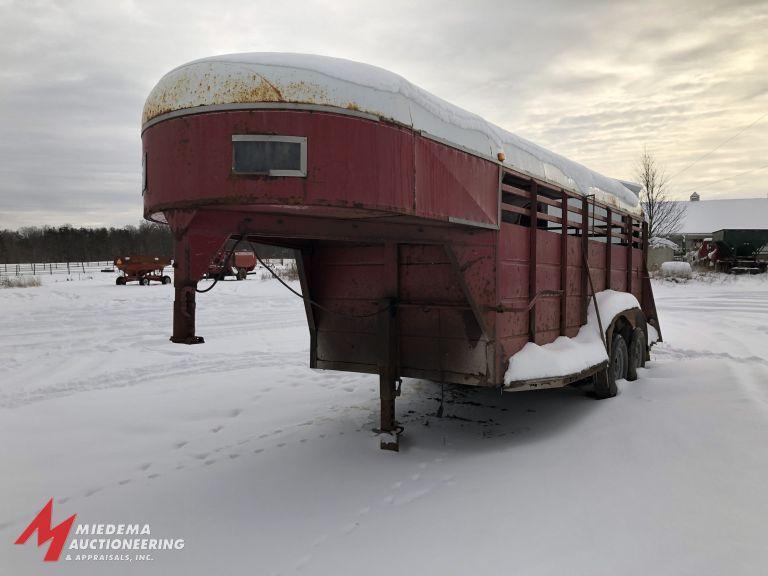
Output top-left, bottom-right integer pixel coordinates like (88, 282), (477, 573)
(144, 53), (642, 215)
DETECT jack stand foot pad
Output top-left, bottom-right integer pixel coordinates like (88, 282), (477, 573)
(170, 335), (205, 344)
(375, 427), (403, 451)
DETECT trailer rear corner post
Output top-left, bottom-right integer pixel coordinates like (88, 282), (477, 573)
(377, 297), (401, 451)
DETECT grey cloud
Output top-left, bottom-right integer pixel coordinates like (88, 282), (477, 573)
(0, 0), (766, 228)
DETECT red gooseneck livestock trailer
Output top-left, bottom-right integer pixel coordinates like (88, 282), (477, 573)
(142, 53), (661, 450)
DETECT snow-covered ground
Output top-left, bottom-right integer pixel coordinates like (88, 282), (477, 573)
(2, 272), (768, 575)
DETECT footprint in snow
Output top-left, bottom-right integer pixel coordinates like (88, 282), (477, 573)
(173, 440), (188, 449)
(342, 522), (359, 534)
(210, 425), (224, 433)
(311, 535), (328, 548)
(138, 462), (152, 471)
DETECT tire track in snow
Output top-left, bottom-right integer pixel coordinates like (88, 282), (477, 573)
(652, 345), (768, 367)
(0, 349), (308, 408)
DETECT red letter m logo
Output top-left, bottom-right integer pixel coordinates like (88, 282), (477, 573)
(15, 499), (76, 561)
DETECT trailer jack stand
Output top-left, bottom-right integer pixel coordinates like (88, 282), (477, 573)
(376, 376), (403, 451)
(171, 286), (205, 344)
(377, 298), (401, 451)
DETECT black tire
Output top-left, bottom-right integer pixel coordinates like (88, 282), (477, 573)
(594, 333), (628, 398)
(115, 276), (126, 285)
(593, 366), (616, 399)
(161, 275), (172, 285)
(627, 327), (646, 381)
(611, 333), (629, 382)
(139, 277), (149, 286)
(236, 268), (246, 281)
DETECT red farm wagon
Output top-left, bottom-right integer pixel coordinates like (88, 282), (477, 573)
(142, 53), (661, 450)
(114, 255), (171, 285)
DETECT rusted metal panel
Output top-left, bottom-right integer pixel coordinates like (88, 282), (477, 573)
(610, 244), (628, 291)
(588, 242), (607, 293)
(399, 262), (466, 302)
(528, 183), (538, 342)
(415, 137), (499, 227)
(144, 110), (415, 218)
(626, 216), (634, 294)
(506, 361), (608, 391)
(560, 190), (569, 336)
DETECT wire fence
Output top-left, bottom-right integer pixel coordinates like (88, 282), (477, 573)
(0, 258), (299, 283)
(0, 261), (115, 278)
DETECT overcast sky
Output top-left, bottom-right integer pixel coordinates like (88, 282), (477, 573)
(0, 0), (766, 229)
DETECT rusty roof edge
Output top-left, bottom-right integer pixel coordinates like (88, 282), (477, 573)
(141, 102), (381, 132)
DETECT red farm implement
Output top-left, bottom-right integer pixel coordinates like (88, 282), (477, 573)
(207, 246), (256, 280)
(114, 255), (172, 286)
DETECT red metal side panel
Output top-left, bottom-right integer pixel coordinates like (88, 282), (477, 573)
(497, 224), (529, 355)
(414, 137), (499, 227)
(631, 247), (644, 302)
(309, 243), (382, 368)
(610, 244), (628, 291)
(566, 234), (583, 336)
(310, 241), (489, 383)
(534, 228), (561, 345)
(400, 242), (490, 383)
(588, 242), (607, 293)
(144, 110), (415, 216)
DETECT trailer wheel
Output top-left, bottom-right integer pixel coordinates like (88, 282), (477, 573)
(626, 327), (646, 381)
(161, 275), (172, 285)
(139, 277), (149, 286)
(115, 277), (126, 286)
(594, 333), (628, 398)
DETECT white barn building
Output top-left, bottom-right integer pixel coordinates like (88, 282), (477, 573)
(670, 194), (768, 253)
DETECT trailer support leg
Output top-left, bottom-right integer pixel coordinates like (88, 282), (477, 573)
(171, 286), (204, 344)
(171, 233), (204, 345)
(377, 297), (400, 451)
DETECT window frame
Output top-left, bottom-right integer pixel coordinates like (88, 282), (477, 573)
(231, 134), (308, 177)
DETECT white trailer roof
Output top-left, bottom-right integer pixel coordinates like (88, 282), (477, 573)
(144, 53), (642, 215)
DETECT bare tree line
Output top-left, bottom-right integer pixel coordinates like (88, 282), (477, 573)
(0, 222), (294, 264)
(0, 222), (172, 264)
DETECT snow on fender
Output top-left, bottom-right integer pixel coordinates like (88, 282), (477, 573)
(504, 290), (642, 384)
(661, 261), (692, 279)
